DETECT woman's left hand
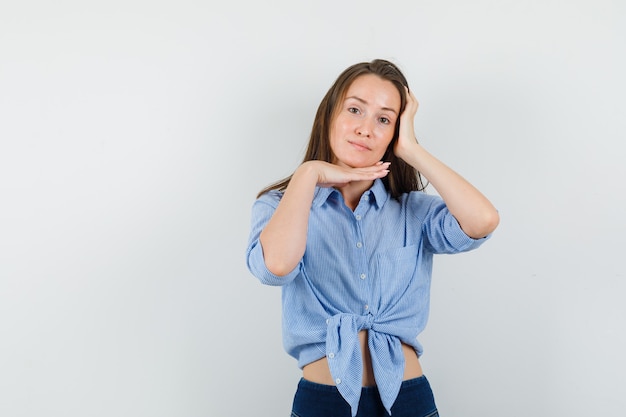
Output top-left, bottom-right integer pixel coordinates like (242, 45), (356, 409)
(394, 87), (420, 162)
(391, 87), (500, 238)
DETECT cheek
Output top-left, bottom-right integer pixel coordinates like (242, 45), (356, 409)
(330, 119), (351, 143)
(377, 127), (395, 147)
(332, 116), (351, 133)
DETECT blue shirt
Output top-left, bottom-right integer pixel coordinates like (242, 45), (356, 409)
(246, 179), (490, 416)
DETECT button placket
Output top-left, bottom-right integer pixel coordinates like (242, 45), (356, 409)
(354, 200), (371, 320)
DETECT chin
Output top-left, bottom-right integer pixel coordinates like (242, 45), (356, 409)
(335, 156), (373, 169)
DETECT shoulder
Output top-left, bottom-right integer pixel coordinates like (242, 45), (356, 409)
(400, 190), (441, 207)
(391, 190), (448, 222)
(255, 189), (284, 207)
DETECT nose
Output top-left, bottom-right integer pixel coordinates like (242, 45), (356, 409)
(356, 118), (374, 137)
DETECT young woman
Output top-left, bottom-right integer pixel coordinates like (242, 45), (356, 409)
(246, 59), (499, 417)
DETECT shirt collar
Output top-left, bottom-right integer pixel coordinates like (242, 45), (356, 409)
(369, 178), (389, 209)
(312, 179), (389, 209)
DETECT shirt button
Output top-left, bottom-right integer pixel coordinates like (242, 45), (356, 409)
(364, 304), (369, 310)
(356, 242), (362, 248)
(360, 273), (366, 280)
(335, 378), (342, 385)
(355, 214), (361, 220)
(364, 195), (369, 201)
(328, 352), (335, 359)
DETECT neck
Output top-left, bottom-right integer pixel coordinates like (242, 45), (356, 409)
(336, 180), (373, 211)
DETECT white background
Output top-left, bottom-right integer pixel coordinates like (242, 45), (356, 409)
(1, 1), (624, 416)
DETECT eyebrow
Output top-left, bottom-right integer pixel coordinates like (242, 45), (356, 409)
(345, 96), (398, 115)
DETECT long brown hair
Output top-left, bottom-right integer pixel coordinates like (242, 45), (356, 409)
(257, 59), (426, 199)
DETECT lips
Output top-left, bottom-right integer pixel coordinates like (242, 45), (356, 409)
(347, 140), (371, 151)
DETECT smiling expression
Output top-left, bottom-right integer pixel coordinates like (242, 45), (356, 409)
(329, 74), (401, 169)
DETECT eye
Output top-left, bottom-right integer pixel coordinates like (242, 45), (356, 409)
(348, 107), (360, 114)
(379, 117), (390, 125)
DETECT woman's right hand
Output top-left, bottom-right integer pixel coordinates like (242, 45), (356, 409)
(304, 160), (391, 188)
(259, 160), (390, 277)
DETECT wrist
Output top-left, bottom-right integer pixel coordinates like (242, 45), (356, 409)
(294, 161), (323, 186)
(395, 135), (419, 158)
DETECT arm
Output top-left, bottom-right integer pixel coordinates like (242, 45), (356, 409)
(259, 160), (390, 276)
(394, 88), (499, 239)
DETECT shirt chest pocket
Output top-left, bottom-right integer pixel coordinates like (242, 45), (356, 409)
(374, 245), (419, 308)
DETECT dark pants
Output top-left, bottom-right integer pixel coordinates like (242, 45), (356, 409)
(291, 375), (439, 417)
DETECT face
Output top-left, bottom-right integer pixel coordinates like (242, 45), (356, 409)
(329, 74), (401, 169)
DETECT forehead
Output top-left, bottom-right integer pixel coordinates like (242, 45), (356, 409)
(344, 74), (401, 112)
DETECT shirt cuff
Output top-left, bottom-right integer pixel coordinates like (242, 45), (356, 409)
(247, 240), (301, 286)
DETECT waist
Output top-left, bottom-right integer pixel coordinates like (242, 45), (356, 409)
(302, 330), (423, 387)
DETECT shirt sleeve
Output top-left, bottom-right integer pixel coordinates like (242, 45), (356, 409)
(414, 193), (492, 254)
(245, 192), (303, 286)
